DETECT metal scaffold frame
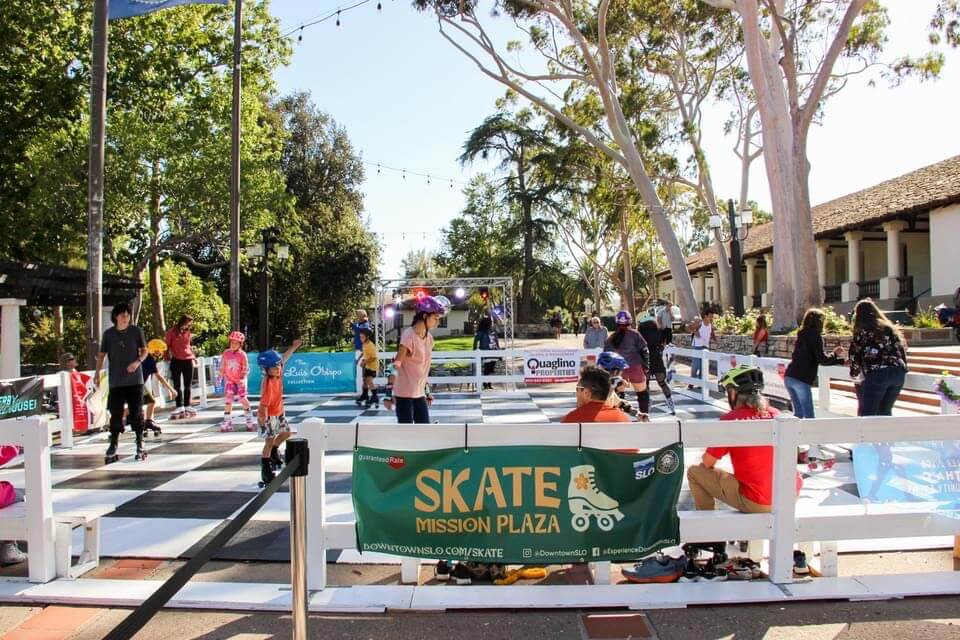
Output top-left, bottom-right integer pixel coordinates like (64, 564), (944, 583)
(373, 277), (515, 356)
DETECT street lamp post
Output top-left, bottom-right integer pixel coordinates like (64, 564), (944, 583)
(245, 228), (288, 352)
(710, 199), (753, 317)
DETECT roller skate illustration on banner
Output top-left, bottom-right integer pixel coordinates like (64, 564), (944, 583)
(568, 465), (624, 532)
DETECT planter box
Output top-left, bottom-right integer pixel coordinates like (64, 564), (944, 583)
(901, 328), (955, 346)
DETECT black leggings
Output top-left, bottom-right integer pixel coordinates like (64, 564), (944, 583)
(651, 371), (672, 398)
(170, 358), (194, 408)
(637, 388), (650, 414)
(395, 397), (430, 424)
(108, 384), (143, 435)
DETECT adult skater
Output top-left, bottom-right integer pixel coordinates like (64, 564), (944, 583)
(604, 310), (650, 415)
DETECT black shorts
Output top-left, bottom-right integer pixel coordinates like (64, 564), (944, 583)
(363, 368), (377, 379)
(142, 388), (156, 405)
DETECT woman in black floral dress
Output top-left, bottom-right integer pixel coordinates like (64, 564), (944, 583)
(848, 299), (908, 416)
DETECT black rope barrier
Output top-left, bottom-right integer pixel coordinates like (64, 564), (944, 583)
(103, 453), (303, 640)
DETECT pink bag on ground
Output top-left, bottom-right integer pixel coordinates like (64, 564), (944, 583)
(0, 445), (20, 509)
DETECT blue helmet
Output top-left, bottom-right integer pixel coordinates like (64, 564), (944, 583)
(416, 295), (449, 316)
(615, 310), (633, 325)
(597, 351), (629, 372)
(257, 350), (283, 369)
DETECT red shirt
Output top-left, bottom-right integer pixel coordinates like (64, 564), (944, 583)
(165, 327), (195, 360)
(561, 402), (631, 423)
(707, 406), (802, 506)
(261, 371), (284, 417)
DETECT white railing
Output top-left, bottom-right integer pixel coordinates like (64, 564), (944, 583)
(35, 371), (84, 449)
(298, 413), (960, 594)
(818, 364), (959, 415)
(664, 345), (789, 403)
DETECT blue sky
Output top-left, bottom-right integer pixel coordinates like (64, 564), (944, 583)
(268, 1), (960, 279)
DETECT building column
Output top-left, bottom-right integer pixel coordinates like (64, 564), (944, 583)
(761, 252), (774, 307)
(744, 258), (758, 310)
(710, 267), (720, 305)
(694, 272), (706, 305)
(879, 220), (908, 299)
(841, 231), (863, 302)
(0, 299), (26, 380)
(816, 240), (829, 289)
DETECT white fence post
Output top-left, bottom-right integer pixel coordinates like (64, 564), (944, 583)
(300, 418), (327, 591)
(24, 416), (56, 583)
(196, 358), (208, 409)
(769, 415), (800, 584)
(818, 368), (832, 412)
(701, 349), (711, 402)
(475, 353), (482, 392)
(57, 371), (74, 449)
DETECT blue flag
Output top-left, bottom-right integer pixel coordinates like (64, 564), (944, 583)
(109, 0), (228, 21)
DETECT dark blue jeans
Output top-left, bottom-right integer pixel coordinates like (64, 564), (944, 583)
(395, 396), (430, 424)
(784, 376), (815, 418)
(859, 367), (906, 416)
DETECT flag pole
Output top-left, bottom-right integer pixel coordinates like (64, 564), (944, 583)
(229, 0), (242, 329)
(87, 0), (109, 368)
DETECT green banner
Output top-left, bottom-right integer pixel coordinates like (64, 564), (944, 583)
(353, 444), (683, 563)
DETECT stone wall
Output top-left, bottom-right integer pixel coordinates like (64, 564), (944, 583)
(672, 333), (851, 359)
(514, 323), (556, 339)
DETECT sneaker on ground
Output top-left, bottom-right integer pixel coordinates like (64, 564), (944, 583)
(0, 542), (26, 565)
(793, 550), (810, 575)
(622, 553), (686, 584)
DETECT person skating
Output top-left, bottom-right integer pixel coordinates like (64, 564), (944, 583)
(355, 328), (379, 408)
(595, 352), (646, 421)
(141, 339), (177, 436)
(256, 339), (302, 486)
(638, 315), (675, 414)
(472, 315), (499, 390)
(603, 310), (651, 414)
(165, 314), (197, 419)
(95, 302), (149, 463)
(218, 331), (253, 431)
(393, 296), (447, 424)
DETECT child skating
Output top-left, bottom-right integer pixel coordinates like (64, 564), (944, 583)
(218, 331), (253, 431)
(142, 339), (177, 436)
(256, 339), (302, 487)
(355, 328), (379, 408)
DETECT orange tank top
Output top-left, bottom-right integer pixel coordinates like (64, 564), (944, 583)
(261, 374), (284, 417)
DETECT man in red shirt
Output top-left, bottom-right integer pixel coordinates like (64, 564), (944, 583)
(561, 365), (631, 423)
(687, 366), (800, 513)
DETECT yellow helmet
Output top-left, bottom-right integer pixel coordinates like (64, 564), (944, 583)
(147, 338), (167, 357)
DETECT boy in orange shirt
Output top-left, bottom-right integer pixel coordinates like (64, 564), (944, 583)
(256, 339), (302, 487)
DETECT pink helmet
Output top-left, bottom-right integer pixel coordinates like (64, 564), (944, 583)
(228, 331), (245, 343)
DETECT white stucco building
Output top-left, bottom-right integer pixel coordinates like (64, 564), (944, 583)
(656, 155), (960, 314)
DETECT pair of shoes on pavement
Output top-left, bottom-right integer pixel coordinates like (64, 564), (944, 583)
(437, 561), (507, 584)
(622, 552), (686, 584)
(0, 542), (26, 565)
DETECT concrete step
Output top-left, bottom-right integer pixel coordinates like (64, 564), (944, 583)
(830, 380), (941, 408)
(908, 363), (960, 376)
(831, 390), (941, 416)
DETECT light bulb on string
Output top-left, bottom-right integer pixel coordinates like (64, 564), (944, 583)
(377, 1), (382, 10)
(336, 9), (341, 28)
(402, 170), (406, 180)
(427, 174), (431, 185)
(298, 26), (303, 42)
(377, 164), (381, 174)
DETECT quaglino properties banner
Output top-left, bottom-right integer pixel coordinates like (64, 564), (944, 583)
(523, 350), (581, 384)
(0, 377), (43, 419)
(353, 444), (683, 563)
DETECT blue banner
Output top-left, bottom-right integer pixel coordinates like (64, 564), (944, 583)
(853, 441), (960, 514)
(109, 0), (228, 20)
(247, 352), (356, 395)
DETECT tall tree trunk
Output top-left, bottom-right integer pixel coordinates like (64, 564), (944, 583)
(790, 130), (822, 321)
(520, 197), (534, 324)
(53, 306), (64, 358)
(618, 202), (636, 319)
(149, 160), (166, 334)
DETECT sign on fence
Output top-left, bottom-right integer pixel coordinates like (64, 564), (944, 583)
(247, 352), (356, 394)
(523, 351), (580, 384)
(756, 358), (790, 400)
(0, 377), (43, 419)
(211, 356), (225, 395)
(353, 443), (683, 563)
(853, 441), (960, 513)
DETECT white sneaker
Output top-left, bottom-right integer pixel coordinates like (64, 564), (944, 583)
(0, 542), (26, 565)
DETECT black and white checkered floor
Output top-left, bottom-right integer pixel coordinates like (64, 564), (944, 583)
(0, 388), (873, 563)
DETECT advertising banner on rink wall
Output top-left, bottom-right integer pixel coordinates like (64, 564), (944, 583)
(523, 351), (581, 384)
(353, 444), (683, 563)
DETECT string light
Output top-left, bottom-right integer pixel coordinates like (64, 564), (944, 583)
(336, 9), (341, 28)
(361, 160), (460, 189)
(277, 0), (375, 42)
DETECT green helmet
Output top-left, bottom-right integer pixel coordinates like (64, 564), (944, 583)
(719, 365), (765, 393)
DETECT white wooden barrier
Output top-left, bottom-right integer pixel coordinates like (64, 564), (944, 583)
(35, 371), (82, 449)
(664, 345), (781, 403)
(818, 364), (959, 415)
(298, 412), (960, 596)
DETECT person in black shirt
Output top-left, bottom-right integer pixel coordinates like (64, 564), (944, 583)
(784, 308), (844, 419)
(638, 315), (675, 414)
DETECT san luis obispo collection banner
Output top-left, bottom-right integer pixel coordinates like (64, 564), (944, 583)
(353, 444), (683, 563)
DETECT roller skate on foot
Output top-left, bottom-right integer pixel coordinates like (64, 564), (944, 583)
(134, 447), (148, 461)
(169, 407), (185, 421)
(567, 465), (625, 532)
(144, 420), (162, 437)
(219, 416), (234, 432)
(104, 444), (119, 465)
(244, 412), (255, 431)
(184, 407), (198, 418)
(269, 446), (283, 472)
(666, 396), (676, 415)
(258, 458), (275, 488)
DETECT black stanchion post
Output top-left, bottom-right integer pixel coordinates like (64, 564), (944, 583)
(286, 438), (310, 639)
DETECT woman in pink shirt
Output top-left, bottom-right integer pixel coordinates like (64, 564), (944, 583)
(165, 314), (196, 419)
(393, 296), (447, 423)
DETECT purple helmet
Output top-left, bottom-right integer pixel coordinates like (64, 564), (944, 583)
(416, 295), (449, 316)
(615, 310), (633, 325)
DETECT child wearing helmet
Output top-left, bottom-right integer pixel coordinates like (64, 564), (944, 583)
(218, 331), (253, 431)
(687, 366), (802, 516)
(596, 351), (646, 421)
(355, 328), (379, 409)
(256, 339), (302, 487)
(140, 339), (176, 436)
(392, 295), (446, 423)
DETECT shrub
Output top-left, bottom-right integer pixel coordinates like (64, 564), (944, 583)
(912, 306), (942, 329)
(820, 306), (851, 335)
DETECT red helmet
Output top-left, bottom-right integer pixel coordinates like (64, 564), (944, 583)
(228, 331), (245, 343)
